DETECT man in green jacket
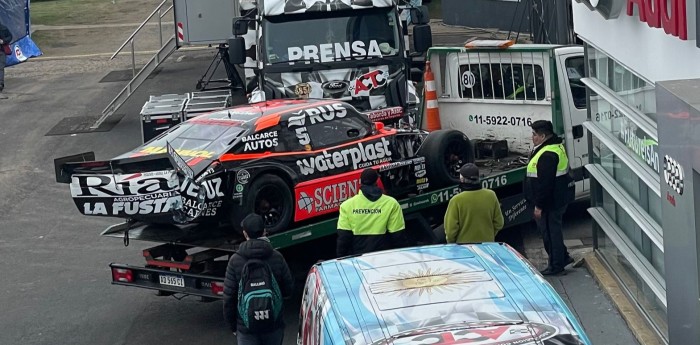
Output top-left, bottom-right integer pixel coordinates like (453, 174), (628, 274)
(443, 163), (504, 243)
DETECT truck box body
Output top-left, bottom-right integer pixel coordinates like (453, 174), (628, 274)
(299, 243), (592, 344)
(173, 0), (240, 45)
(425, 43), (590, 199)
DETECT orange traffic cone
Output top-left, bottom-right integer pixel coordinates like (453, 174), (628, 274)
(424, 61), (441, 131)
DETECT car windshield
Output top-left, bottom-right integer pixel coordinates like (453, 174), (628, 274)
(142, 120), (245, 159)
(263, 7), (401, 64)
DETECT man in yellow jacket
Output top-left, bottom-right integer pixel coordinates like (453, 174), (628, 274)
(336, 168), (408, 257)
(443, 163), (504, 243)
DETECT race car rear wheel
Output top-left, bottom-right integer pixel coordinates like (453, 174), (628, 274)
(417, 129), (474, 188)
(231, 174), (293, 235)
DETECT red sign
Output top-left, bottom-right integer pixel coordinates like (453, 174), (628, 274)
(294, 170), (386, 222)
(364, 106), (404, 122)
(627, 0), (688, 40)
(348, 70), (388, 96)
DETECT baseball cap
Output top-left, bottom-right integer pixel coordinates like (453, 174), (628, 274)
(360, 168), (379, 186)
(241, 214), (265, 239)
(459, 163), (480, 183)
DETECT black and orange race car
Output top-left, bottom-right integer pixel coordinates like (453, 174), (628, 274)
(54, 99), (471, 234)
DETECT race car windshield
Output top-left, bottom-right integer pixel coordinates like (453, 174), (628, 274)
(263, 7), (401, 64)
(146, 121), (245, 159)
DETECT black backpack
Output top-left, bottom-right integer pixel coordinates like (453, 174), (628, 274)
(237, 259), (283, 332)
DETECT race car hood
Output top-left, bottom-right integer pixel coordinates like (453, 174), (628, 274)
(373, 321), (558, 345)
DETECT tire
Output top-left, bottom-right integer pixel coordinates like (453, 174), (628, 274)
(417, 129), (474, 188)
(231, 174), (294, 235)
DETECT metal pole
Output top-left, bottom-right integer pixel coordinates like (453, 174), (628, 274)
(158, 9), (163, 48)
(131, 39), (136, 77)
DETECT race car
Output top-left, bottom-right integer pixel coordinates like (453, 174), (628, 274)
(54, 99), (472, 234)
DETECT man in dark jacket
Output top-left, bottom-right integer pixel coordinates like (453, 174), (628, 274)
(0, 20), (12, 98)
(524, 120), (575, 276)
(336, 168), (409, 257)
(223, 214), (293, 345)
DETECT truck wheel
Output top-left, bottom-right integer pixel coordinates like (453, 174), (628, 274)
(417, 129), (474, 188)
(231, 174), (293, 235)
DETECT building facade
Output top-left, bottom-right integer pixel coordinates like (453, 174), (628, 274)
(573, 0), (700, 343)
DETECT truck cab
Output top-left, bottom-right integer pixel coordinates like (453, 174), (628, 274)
(227, 0), (433, 126)
(425, 41), (590, 199)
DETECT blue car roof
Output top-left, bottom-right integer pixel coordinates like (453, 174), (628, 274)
(313, 243), (592, 345)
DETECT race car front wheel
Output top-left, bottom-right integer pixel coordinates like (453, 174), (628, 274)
(417, 129), (474, 188)
(231, 174), (293, 235)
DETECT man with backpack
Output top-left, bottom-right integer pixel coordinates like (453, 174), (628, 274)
(223, 214), (294, 345)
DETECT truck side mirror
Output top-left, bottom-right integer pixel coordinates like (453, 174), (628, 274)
(410, 5), (431, 25)
(232, 17), (249, 35)
(413, 25), (433, 53)
(227, 37), (247, 65)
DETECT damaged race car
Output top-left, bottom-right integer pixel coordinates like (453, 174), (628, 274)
(54, 99), (472, 234)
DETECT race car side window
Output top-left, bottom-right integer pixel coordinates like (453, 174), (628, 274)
(273, 126), (306, 153)
(303, 115), (370, 149)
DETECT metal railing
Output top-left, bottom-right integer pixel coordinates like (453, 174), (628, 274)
(110, 0), (174, 77)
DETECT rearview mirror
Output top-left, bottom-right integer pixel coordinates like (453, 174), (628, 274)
(232, 17), (249, 35)
(410, 5), (431, 25)
(227, 37), (247, 65)
(413, 25), (433, 53)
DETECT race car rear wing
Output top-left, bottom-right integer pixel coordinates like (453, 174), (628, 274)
(54, 152), (174, 183)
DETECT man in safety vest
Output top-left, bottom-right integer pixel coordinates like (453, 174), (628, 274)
(524, 120), (575, 276)
(336, 168), (408, 257)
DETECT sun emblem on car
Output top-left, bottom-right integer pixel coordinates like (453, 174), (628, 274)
(370, 267), (490, 297)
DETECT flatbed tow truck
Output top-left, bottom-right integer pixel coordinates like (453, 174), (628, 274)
(105, 40), (591, 300)
(105, 166), (529, 300)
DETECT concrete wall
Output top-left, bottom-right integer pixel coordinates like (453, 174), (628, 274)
(656, 79), (700, 344)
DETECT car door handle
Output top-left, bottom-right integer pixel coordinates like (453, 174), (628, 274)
(572, 125), (584, 139)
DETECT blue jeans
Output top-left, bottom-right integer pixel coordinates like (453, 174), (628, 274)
(236, 327), (284, 345)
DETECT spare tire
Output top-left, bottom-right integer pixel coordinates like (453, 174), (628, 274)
(417, 129), (474, 188)
(230, 174), (294, 235)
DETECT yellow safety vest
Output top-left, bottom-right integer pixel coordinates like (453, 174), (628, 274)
(527, 143), (569, 178)
(337, 191), (405, 235)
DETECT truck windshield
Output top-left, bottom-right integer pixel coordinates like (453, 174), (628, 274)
(263, 7), (401, 64)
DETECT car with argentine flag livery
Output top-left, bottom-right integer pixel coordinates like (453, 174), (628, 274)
(298, 243), (592, 345)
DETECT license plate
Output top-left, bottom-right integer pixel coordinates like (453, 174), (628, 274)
(159, 275), (185, 287)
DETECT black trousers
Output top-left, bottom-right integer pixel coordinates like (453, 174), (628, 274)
(536, 205), (569, 270)
(0, 50), (5, 91)
(236, 327), (284, 345)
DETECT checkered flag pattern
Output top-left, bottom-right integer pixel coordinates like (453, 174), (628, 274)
(664, 155), (684, 195)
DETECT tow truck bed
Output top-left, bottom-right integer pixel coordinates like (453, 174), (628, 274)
(104, 179), (534, 299)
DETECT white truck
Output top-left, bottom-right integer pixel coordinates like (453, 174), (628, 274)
(423, 41), (590, 226)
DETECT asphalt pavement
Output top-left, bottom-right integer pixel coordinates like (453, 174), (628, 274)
(0, 23), (641, 345)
